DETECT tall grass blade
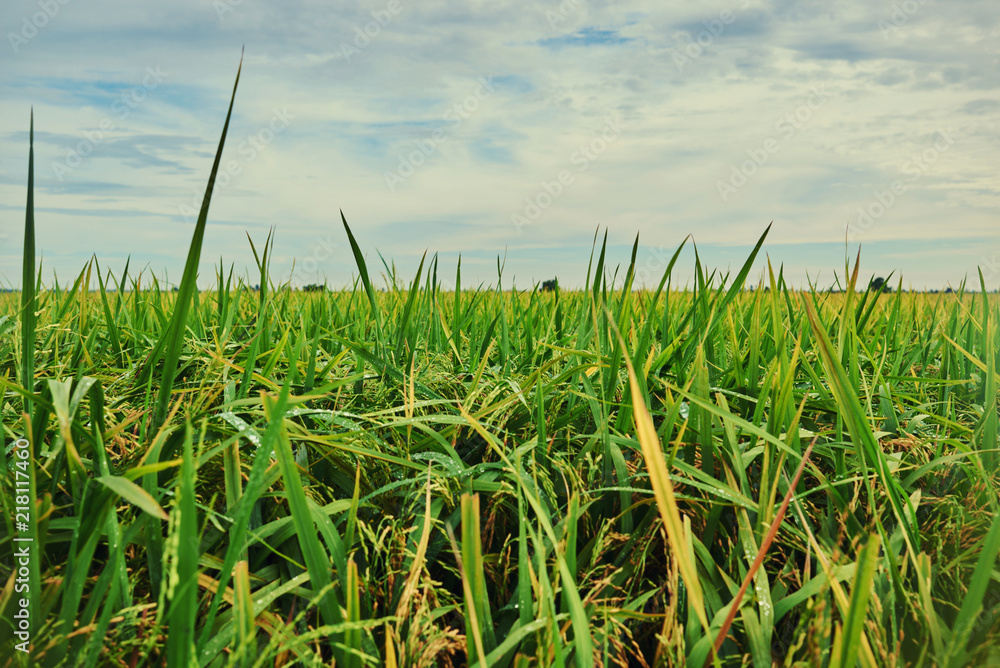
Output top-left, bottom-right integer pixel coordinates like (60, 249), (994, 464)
(802, 297), (919, 552)
(152, 52), (243, 432)
(836, 532), (880, 668)
(165, 422), (200, 667)
(267, 380), (346, 661)
(17, 109), (42, 655)
(708, 438), (817, 665)
(21, 109), (36, 417)
(395, 251), (427, 361)
(460, 493), (497, 662)
(944, 512), (1000, 667)
(342, 210), (378, 313)
(232, 560), (255, 668)
(610, 317), (710, 643)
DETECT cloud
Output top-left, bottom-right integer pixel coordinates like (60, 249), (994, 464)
(0, 0), (997, 290)
(962, 98), (1000, 115)
(537, 27), (635, 49)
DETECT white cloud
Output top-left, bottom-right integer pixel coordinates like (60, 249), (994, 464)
(1, 0), (997, 289)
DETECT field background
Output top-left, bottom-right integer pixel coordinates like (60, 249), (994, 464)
(1, 73), (999, 668)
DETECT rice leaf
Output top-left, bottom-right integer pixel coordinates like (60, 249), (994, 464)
(165, 422), (200, 667)
(836, 532), (881, 668)
(152, 51), (243, 433)
(944, 511), (1000, 667)
(96, 475), (169, 520)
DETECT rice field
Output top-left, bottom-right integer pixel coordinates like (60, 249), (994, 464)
(2, 62), (999, 668)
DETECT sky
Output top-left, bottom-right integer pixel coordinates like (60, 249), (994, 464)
(1, 0), (998, 291)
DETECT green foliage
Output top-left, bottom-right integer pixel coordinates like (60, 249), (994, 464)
(1, 62), (999, 667)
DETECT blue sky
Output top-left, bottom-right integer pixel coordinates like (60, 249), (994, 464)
(1, 0), (997, 290)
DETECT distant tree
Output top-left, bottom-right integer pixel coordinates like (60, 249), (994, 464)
(541, 278), (558, 292)
(302, 283), (326, 292)
(871, 277), (891, 293)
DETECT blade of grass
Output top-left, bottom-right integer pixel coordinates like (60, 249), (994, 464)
(232, 561), (255, 668)
(704, 438), (816, 664)
(195, 380), (295, 651)
(457, 403), (594, 668)
(341, 210), (378, 314)
(266, 380), (346, 662)
(609, 314), (711, 644)
(345, 559), (363, 668)
(802, 296), (919, 554)
(15, 111), (42, 659)
(151, 51), (243, 433)
(835, 532), (881, 668)
(138, 54), (242, 604)
(460, 493), (497, 660)
(165, 422), (200, 668)
(395, 465), (434, 624)
(21, 109), (36, 417)
(395, 251), (427, 361)
(944, 511), (1000, 667)
(445, 518), (488, 667)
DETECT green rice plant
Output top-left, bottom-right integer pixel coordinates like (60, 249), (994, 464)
(164, 422), (199, 667)
(614, 318), (710, 662)
(943, 511), (1000, 667)
(151, 55), (243, 434)
(831, 532), (880, 668)
(10, 111), (44, 660)
(20, 111), (36, 419)
(2, 56), (999, 667)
